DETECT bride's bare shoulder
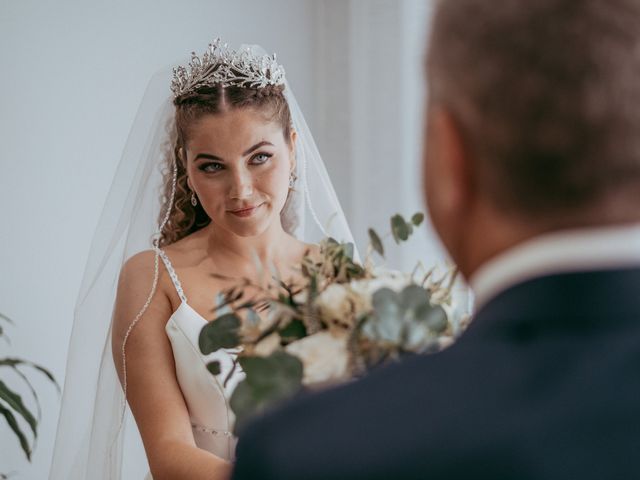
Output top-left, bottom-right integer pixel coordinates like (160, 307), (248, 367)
(122, 229), (204, 272)
(113, 250), (174, 334)
(118, 249), (175, 291)
(121, 249), (158, 275)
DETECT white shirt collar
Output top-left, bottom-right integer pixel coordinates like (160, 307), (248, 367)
(470, 223), (640, 311)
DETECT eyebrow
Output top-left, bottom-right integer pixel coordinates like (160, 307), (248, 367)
(243, 141), (274, 156)
(194, 153), (223, 162)
(193, 141), (275, 162)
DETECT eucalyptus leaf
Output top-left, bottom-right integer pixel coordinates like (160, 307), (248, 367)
(400, 285), (431, 312)
(348, 264), (365, 278)
(214, 292), (232, 316)
(391, 214), (410, 244)
(325, 237), (339, 247)
(343, 242), (355, 260)
(0, 380), (36, 436)
(374, 311), (405, 343)
(403, 322), (434, 352)
(206, 361), (221, 375)
(372, 287), (400, 310)
(228, 381), (256, 433)
(411, 212), (425, 226)
(369, 288), (405, 343)
(198, 314), (241, 354)
(278, 319), (306, 342)
(240, 351), (303, 393)
(246, 308), (261, 328)
(368, 228), (384, 257)
(0, 401), (31, 461)
(422, 304), (449, 333)
(231, 352), (303, 433)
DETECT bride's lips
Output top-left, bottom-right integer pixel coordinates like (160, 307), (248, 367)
(228, 203), (264, 217)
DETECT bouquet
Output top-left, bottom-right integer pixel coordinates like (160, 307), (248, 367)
(198, 213), (470, 432)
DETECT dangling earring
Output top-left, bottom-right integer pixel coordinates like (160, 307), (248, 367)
(191, 191), (198, 207)
(289, 172), (298, 190)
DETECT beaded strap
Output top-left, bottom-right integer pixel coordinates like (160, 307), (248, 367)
(157, 249), (187, 303)
(112, 153), (180, 455)
(191, 422), (234, 437)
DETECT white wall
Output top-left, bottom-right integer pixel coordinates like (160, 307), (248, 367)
(314, 0), (449, 270)
(0, 1), (317, 478)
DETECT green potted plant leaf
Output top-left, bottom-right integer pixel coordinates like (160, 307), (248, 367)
(1, 313), (59, 475)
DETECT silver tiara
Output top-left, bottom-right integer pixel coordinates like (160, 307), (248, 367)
(170, 38), (286, 98)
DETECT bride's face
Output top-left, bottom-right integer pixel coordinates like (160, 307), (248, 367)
(184, 108), (296, 237)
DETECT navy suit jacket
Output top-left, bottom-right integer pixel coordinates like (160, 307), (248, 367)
(232, 268), (640, 479)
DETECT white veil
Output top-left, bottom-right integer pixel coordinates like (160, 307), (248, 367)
(49, 44), (356, 479)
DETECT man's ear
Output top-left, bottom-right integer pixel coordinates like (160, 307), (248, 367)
(429, 107), (475, 214)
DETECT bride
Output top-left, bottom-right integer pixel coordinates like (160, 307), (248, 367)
(49, 39), (355, 479)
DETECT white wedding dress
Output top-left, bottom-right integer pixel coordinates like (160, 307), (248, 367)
(142, 249), (246, 479)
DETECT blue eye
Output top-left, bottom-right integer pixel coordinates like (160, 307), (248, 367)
(251, 153), (272, 164)
(199, 162), (224, 173)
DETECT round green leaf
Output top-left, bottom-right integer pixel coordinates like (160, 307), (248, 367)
(343, 242), (355, 260)
(279, 319), (307, 342)
(240, 351), (303, 393)
(231, 352), (304, 433)
(400, 285), (431, 312)
(391, 214), (410, 243)
(368, 228), (385, 257)
(421, 305), (449, 333)
(198, 313), (241, 354)
(372, 287), (400, 310)
(206, 361), (221, 375)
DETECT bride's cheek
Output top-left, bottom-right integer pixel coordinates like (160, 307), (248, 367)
(258, 167), (287, 193)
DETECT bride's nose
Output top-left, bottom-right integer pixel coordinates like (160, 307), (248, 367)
(228, 166), (254, 199)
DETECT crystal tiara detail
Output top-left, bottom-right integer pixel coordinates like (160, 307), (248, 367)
(170, 38), (286, 98)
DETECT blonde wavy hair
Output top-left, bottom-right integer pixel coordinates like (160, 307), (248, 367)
(157, 84), (292, 247)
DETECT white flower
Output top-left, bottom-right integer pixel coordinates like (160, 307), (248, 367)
(314, 283), (364, 329)
(285, 330), (350, 386)
(292, 289), (308, 305)
(314, 271), (412, 330)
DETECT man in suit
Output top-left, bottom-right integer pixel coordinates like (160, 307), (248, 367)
(232, 0), (640, 478)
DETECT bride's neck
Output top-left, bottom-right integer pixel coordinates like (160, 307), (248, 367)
(202, 221), (293, 267)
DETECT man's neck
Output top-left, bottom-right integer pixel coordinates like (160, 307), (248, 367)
(469, 222), (640, 310)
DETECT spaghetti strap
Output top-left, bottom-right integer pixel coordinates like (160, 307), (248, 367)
(157, 248), (188, 303)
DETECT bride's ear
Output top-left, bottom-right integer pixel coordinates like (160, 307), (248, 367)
(289, 129), (298, 171)
(178, 147), (195, 190)
(177, 146), (188, 167)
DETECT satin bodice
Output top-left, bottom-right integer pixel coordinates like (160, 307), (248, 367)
(165, 301), (245, 459)
(149, 249), (245, 477)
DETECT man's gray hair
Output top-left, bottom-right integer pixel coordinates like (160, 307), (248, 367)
(427, 0), (640, 225)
